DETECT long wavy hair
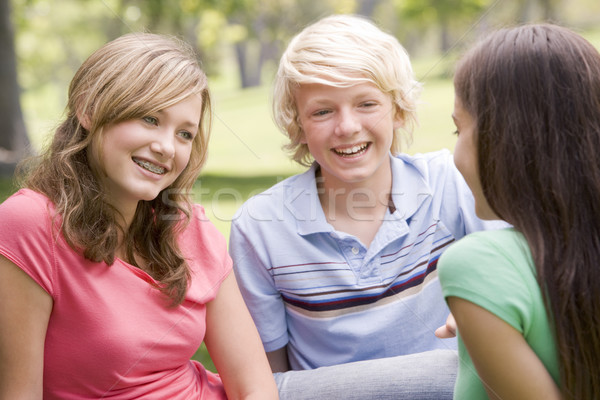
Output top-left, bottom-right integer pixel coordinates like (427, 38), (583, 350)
(20, 33), (212, 305)
(454, 24), (600, 398)
(273, 14), (421, 166)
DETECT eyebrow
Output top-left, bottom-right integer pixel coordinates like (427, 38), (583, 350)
(180, 121), (200, 130)
(156, 109), (200, 130)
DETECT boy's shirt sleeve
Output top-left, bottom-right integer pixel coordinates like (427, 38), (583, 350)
(433, 150), (509, 237)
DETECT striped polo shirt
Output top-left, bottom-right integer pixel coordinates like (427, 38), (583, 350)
(230, 150), (501, 370)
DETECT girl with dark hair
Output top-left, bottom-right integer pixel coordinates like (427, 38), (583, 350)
(439, 24), (600, 399)
(0, 33), (278, 399)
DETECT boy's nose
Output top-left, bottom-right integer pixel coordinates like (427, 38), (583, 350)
(335, 110), (361, 136)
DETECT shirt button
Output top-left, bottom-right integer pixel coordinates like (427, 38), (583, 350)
(351, 247), (359, 255)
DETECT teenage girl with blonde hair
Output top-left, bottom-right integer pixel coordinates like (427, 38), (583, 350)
(0, 33), (278, 399)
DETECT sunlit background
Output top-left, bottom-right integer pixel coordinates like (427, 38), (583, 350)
(3, 0), (600, 238)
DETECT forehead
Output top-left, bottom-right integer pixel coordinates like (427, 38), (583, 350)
(294, 81), (384, 100)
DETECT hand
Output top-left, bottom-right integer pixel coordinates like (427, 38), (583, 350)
(434, 313), (457, 339)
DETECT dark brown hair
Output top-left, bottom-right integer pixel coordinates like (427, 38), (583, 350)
(454, 24), (600, 399)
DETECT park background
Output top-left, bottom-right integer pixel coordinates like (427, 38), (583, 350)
(1, 0), (600, 370)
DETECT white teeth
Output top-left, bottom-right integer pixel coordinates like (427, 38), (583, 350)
(335, 143), (368, 155)
(134, 159), (166, 174)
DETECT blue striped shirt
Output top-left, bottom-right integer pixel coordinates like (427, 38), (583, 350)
(230, 150), (501, 370)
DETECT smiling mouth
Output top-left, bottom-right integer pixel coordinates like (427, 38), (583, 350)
(332, 143), (370, 157)
(133, 158), (166, 175)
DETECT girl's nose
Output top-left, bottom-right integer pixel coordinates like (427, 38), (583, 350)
(150, 133), (175, 159)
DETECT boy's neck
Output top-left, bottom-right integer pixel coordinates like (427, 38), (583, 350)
(315, 162), (393, 247)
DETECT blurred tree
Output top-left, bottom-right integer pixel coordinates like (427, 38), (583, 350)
(216, 0), (333, 88)
(516, 0), (560, 23)
(356, 0), (382, 16)
(0, 0), (29, 176)
(217, 0), (284, 88)
(400, 0), (487, 52)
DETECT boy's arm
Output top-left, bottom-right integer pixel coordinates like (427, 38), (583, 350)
(267, 346), (291, 372)
(448, 297), (560, 400)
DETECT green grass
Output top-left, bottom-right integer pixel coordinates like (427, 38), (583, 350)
(0, 178), (18, 203)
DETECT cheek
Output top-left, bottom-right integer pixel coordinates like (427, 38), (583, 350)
(453, 144), (467, 176)
(178, 147), (193, 171)
(453, 143), (477, 189)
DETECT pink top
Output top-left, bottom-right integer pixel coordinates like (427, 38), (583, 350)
(0, 189), (230, 399)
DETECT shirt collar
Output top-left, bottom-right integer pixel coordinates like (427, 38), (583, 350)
(288, 155), (433, 236)
(287, 163), (333, 236)
(390, 153), (433, 222)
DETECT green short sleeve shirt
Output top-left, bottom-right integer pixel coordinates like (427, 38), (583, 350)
(438, 228), (560, 399)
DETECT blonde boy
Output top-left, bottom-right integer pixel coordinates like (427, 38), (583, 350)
(230, 14), (499, 399)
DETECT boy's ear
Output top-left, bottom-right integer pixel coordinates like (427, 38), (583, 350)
(393, 108), (405, 130)
(298, 123), (308, 144)
(299, 132), (308, 144)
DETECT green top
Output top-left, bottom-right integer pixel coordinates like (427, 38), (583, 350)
(438, 228), (560, 399)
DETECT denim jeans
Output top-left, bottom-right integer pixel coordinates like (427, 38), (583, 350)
(273, 349), (457, 400)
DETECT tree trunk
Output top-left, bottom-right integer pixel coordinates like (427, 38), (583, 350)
(440, 19), (451, 53)
(357, 0), (382, 17)
(538, 0), (557, 21)
(0, 0), (30, 176)
(235, 40), (263, 88)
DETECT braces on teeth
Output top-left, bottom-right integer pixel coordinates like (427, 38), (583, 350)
(135, 159), (165, 174)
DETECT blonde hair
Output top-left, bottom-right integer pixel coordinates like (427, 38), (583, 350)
(273, 14), (421, 166)
(23, 33), (212, 305)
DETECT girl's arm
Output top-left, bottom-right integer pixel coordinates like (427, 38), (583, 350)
(0, 255), (53, 399)
(204, 272), (279, 400)
(448, 296), (561, 400)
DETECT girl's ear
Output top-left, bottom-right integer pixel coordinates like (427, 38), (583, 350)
(77, 111), (92, 131)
